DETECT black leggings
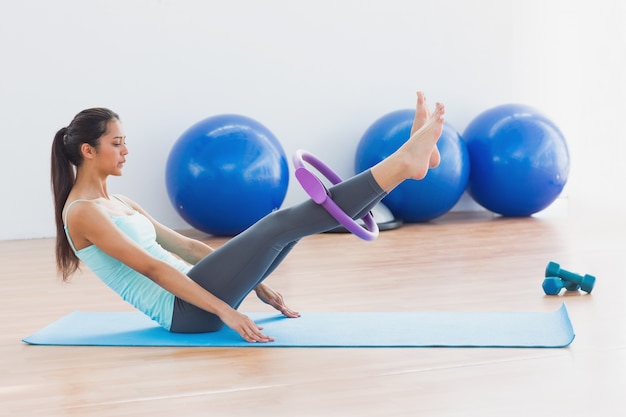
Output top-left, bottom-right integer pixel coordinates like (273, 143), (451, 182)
(169, 169), (386, 333)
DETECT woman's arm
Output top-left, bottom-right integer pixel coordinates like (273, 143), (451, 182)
(67, 201), (272, 342)
(116, 196), (213, 264)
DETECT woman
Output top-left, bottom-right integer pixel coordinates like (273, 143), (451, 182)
(50, 92), (445, 343)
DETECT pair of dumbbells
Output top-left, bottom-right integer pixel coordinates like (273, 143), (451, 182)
(542, 261), (596, 295)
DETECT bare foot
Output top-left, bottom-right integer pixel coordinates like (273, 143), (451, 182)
(400, 102), (445, 180)
(411, 92), (441, 169)
(369, 99), (445, 192)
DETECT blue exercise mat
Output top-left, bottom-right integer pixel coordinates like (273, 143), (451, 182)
(22, 304), (574, 348)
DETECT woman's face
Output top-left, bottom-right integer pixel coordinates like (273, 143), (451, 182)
(94, 119), (128, 176)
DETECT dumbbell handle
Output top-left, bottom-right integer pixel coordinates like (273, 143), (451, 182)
(561, 270), (584, 282)
(546, 262), (585, 283)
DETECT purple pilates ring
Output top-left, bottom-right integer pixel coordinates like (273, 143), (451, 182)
(292, 149), (379, 241)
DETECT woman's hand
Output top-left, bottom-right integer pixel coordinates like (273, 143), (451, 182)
(219, 307), (274, 343)
(255, 284), (301, 318)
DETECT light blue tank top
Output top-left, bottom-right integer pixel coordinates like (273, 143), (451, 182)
(64, 197), (192, 330)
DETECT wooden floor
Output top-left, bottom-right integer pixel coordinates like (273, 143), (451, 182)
(1, 206), (625, 416)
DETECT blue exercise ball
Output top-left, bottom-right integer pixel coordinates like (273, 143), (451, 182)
(355, 109), (470, 222)
(463, 104), (570, 217)
(166, 114), (289, 236)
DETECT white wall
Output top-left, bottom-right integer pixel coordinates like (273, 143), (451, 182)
(1, 0), (624, 240)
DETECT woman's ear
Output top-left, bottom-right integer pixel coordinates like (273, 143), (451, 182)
(80, 143), (96, 160)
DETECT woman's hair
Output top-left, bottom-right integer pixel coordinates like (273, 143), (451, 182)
(50, 108), (120, 281)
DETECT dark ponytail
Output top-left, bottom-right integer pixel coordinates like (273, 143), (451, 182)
(51, 127), (78, 281)
(50, 108), (120, 281)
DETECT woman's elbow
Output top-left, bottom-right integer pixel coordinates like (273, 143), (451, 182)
(136, 258), (170, 283)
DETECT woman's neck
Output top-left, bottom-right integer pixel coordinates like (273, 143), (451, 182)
(70, 169), (110, 201)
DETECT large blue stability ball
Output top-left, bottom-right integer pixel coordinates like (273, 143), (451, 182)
(355, 109), (470, 222)
(166, 114), (289, 236)
(463, 104), (570, 217)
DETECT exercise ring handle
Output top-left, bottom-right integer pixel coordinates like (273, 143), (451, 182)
(292, 149), (379, 241)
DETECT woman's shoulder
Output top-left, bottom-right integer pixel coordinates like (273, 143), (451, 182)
(63, 198), (106, 225)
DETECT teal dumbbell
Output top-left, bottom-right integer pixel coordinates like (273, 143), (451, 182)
(543, 261), (596, 295)
(542, 277), (577, 295)
(546, 263), (580, 292)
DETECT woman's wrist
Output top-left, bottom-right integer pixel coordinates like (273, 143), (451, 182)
(213, 300), (235, 318)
